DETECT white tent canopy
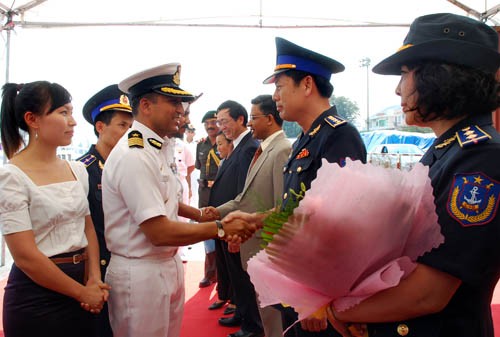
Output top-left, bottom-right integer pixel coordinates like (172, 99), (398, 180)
(0, 0), (498, 142)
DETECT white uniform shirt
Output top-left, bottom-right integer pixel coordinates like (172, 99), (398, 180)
(103, 121), (178, 258)
(174, 139), (195, 178)
(0, 161), (89, 257)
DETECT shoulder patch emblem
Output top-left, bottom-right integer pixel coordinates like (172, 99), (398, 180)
(77, 154), (96, 167)
(128, 130), (144, 148)
(324, 115), (347, 129)
(447, 173), (500, 227)
(148, 138), (163, 150)
(456, 125), (491, 148)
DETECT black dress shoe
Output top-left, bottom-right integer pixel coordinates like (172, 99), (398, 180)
(228, 329), (264, 337)
(218, 316), (242, 327)
(208, 300), (226, 310)
(199, 277), (213, 288)
(223, 306), (236, 315)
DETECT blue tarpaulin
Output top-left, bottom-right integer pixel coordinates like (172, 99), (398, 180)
(361, 130), (435, 152)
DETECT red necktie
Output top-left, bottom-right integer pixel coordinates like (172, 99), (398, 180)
(249, 146), (263, 171)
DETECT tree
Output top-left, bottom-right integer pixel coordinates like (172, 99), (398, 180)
(329, 95), (359, 123)
(282, 121), (302, 138)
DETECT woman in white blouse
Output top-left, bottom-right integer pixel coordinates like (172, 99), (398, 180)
(0, 81), (110, 337)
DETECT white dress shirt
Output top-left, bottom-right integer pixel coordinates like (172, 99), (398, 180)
(0, 161), (89, 257)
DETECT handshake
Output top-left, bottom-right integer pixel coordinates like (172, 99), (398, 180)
(198, 208), (268, 252)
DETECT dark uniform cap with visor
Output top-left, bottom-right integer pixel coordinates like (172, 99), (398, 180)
(373, 13), (500, 75)
(263, 37), (345, 84)
(202, 110), (218, 123)
(118, 63), (195, 102)
(83, 84), (132, 125)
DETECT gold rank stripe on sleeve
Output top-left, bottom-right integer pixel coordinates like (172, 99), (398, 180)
(128, 130), (144, 148)
(456, 125), (492, 148)
(324, 115), (347, 128)
(206, 148), (221, 173)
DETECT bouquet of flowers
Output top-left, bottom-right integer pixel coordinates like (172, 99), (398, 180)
(247, 158), (444, 320)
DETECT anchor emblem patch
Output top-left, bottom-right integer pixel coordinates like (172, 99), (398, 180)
(447, 173), (500, 227)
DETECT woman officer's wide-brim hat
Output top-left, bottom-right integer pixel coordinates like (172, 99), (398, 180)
(373, 13), (500, 75)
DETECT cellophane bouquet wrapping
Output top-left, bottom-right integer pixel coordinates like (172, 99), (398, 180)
(247, 158), (444, 319)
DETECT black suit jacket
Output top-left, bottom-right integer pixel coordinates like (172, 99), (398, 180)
(209, 131), (259, 207)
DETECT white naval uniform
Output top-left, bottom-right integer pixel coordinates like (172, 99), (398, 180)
(103, 121), (184, 337)
(174, 138), (195, 206)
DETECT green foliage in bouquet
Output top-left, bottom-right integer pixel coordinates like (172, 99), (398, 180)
(260, 182), (306, 248)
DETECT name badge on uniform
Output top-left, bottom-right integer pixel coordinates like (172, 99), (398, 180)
(448, 173), (500, 227)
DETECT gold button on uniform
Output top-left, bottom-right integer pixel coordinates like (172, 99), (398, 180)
(283, 193), (288, 200)
(297, 166), (302, 173)
(283, 166), (287, 173)
(100, 259), (107, 266)
(397, 324), (409, 336)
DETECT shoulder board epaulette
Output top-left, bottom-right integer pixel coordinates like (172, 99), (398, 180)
(77, 153), (96, 167)
(456, 125), (491, 148)
(148, 138), (163, 150)
(324, 115), (347, 129)
(128, 130), (144, 148)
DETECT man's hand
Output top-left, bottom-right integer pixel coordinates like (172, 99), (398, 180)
(224, 210), (266, 229)
(200, 207), (220, 221)
(221, 211), (261, 242)
(300, 306), (328, 332)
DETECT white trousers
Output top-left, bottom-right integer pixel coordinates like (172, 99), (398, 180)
(106, 253), (185, 337)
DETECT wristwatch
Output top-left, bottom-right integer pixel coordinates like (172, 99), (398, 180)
(215, 220), (225, 238)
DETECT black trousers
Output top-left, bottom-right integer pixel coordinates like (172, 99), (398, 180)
(4, 261), (94, 337)
(221, 241), (263, 333)
(215, 239), (234, 301)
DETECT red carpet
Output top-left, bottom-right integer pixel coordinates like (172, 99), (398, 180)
(0, 262), (500, 337)
(181, 261), (239, 337)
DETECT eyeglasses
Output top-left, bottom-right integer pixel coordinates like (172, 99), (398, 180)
(249, 114), (268, 121)
(204, 120), (217, 126)
(216, 119), (232, 127)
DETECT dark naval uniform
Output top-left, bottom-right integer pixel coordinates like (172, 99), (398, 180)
(282, 106), (367, 207)
(195, 138), (221, 208)
(367, 114), (500, 337)
(280, 107), (367, 337)
(77, 145), (113, 337)
(78, 146), (109, 276)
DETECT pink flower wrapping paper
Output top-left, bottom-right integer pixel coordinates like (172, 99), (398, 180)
(247, 159), (444, 319)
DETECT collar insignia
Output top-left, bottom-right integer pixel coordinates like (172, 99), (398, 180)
(448, 173), (500, 227)
(148, 138), (163, 150)
(128, 130), (144, 148)
(456, 125), (491, 148)
(296, 148), (310, 160)
(78, 154), (96, 167)
(309, 124), (321, 137)
(324, 115), (347, 129)
(435, 135), (456, 149)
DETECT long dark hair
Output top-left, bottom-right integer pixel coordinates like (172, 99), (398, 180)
(408, 61), (500, 122)
(0, 81), (71, 159)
